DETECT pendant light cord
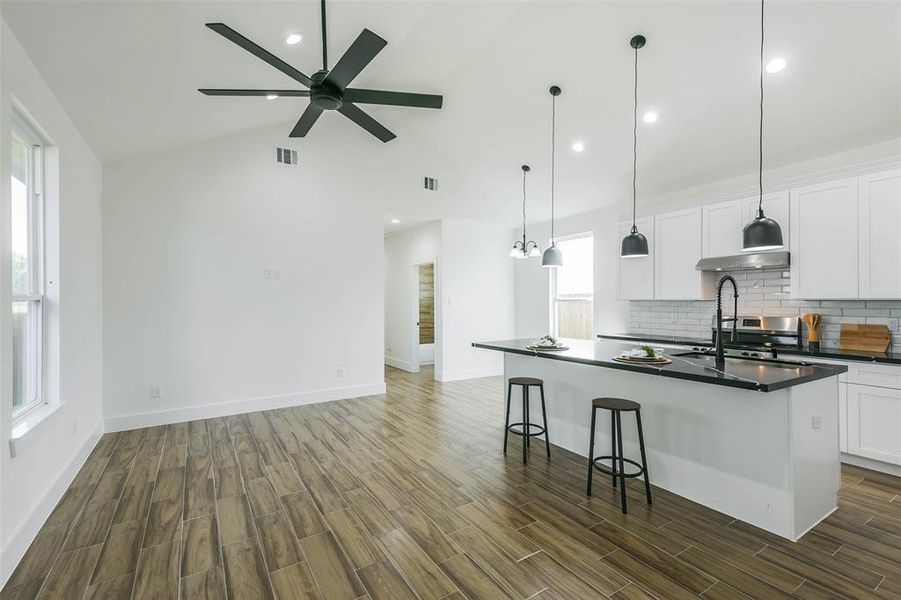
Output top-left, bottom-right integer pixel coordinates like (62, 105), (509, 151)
(522, 168), (527, 242)
(758, 0), (765, 215)
(550, 94), (556, 242)
(321, 0), (328, 70)
(632, 44), (639, 232)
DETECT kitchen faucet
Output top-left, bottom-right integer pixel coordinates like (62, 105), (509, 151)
(715, 275), (740, 371)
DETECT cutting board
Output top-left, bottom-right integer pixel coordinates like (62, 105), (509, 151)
(839, 323), (891, 353)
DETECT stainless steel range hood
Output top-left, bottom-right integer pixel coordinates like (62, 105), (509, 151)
(695, 251), (790, 272)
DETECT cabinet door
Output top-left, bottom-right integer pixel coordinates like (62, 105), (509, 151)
(790, 178), (859, 299)
(742, 191), (790, 251)
(654, 207), (703, 300)
(846, 383), (901, 465)
(859, 169), (901, 299)
(702, 199), (744, 257)
(617, 218), (654, 300)
(839, 383), (848, 453)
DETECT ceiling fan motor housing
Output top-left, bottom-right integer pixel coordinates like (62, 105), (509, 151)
(310, 70), (343, 110)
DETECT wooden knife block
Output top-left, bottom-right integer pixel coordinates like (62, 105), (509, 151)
(839, 323), (891, 353)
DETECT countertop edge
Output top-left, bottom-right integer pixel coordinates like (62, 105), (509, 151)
(597, 333), (901, 365)
(472, 341), (847, 393)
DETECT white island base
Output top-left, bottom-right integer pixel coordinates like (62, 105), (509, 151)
(504, 353), (841, 541)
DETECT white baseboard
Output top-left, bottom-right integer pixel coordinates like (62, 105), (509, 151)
(104, 382), (387, 432)
(841, 453), (901, 477)
(385, 356), (415, 372)
(0, 419), (103, 587)
(436, 366), (503, 382)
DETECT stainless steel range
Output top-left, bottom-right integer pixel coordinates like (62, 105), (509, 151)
(686, 315), (803, 359)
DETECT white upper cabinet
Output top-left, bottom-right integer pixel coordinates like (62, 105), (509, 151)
(858, 169), (901, 299)
(617, 217), (654, 300)
(741, 191), (790, 251)
(790, 178), (859, 299)
(701, 199), (744, 257)
(654, 207), (703, 300)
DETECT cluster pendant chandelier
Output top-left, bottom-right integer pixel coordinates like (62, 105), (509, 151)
(509, 165), (541, 259)
(542, 86), (563, 268)
(742, 0), (784, 251)
(621, 35), (650, 258)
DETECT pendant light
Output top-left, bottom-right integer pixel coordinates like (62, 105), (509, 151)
(510, 165), (541, 259)
(742, 0), (784, 251)
(542, 85), (563, 268)
(621, 35), (650, 258)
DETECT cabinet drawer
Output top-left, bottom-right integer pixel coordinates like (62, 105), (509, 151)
(845, 362), (901, 388)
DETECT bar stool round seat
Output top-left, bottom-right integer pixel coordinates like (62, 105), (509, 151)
(586, 397), (652, 514)
(592, 397), (640, 412)
(509, 376), (543, 386)
(504, 377), (551, 464)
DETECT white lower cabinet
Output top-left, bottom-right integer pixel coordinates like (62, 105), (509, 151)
(839, 383), (848, 453)
(846, 383), (901, 465)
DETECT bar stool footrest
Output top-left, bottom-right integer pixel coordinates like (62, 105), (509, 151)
(591, 456), (645, 478)
(507, 422), (547, 437)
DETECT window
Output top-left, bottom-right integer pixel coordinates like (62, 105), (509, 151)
(11, 114), (45, 418)
(551, 234), (594, 339)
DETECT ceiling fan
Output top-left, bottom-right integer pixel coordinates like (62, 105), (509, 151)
(199, 0), (443, 142)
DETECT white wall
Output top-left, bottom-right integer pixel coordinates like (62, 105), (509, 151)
(438, 218), (515, 381)
(102, 124), (387, 431)
(384, 222), (440, 372)
(0, 19), (104, 585)
(514, 211), (629, 339)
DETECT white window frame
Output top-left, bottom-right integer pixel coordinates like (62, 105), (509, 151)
(11, 111), (46, 420)
(549, 231), (594, 339)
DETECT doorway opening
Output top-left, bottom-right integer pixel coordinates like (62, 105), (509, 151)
(416, 262), (435, 370)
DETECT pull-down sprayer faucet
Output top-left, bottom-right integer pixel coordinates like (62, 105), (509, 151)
(715, 275), (740, 371)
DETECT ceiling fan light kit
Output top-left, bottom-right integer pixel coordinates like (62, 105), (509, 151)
(199, 0), (443, 142)
(542, 85), (564, 268)
(742, 0), (784, 252)
(621, 34), (650, 258)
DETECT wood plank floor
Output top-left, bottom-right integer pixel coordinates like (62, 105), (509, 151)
(3, 366), (901, 599)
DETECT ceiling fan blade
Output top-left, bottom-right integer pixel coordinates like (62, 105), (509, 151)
(338, 102), (396, 143)
(290, 104), (325, 137)
(206, 23), (313, 87)
(324, 29), (387, 91)
(344, 88), (443, 109)
(199, 89), (311, 97)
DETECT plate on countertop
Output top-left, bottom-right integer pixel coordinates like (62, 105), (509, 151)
(526, 344), (569, 351)
(612, 355), (672, 365)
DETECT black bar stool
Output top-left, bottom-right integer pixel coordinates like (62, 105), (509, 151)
(504, 377), (550, 464)
(586, 397), (651, 514)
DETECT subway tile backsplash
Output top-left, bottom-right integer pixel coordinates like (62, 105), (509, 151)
(627, 268), (901, 349)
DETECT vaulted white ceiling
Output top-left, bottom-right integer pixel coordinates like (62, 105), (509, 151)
(3, 1), (900, 226)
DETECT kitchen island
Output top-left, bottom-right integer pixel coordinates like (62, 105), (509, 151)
(473, 338), (848, 540)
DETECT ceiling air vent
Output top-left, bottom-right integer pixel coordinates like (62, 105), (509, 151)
(423, 176), (438, 191)
(276, 147), (298, 166)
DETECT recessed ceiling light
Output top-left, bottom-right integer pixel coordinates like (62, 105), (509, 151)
(642, 111), (658, 124)
(765, 58), (786, 73)
(390, 218), (400, 224)
(266, 94), (278, 100)
(285, 33), (303, 45)
(571, 141), (584, 152)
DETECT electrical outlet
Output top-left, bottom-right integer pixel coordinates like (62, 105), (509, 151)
(337, 368), (344, 378)
(150, 385), (161, 398)
(264, 268), (281, 280)
(890, 318), (900, 332)
(811, 415), (822, 430)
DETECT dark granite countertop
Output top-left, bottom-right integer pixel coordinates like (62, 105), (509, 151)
(598, 333), (901, 365)
(473, 338), (847, 392)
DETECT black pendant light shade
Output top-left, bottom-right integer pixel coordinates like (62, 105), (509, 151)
(542, 85), (563, 268)
(621, 226), (649, 258)
(742, 210), (783, 251)
(742, 0), (784, 252)
(621, 35), (650, 258)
